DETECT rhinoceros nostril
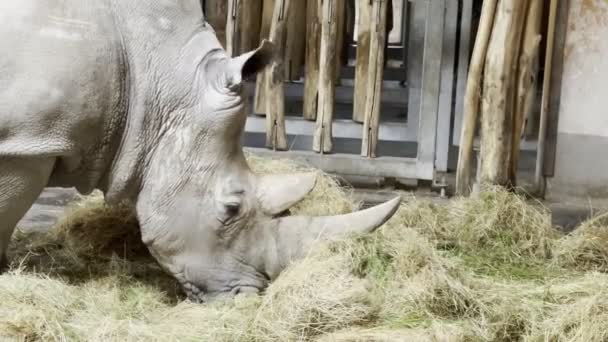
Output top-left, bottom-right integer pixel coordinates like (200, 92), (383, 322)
(224, 202), (240, 216)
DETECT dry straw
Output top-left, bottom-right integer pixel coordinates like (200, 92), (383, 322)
(2, 156), (608, 341)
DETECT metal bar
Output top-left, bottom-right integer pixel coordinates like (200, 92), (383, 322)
(435, 0), (458, 172)
(451, 0), (473, 147)
(245, 148), (422, 179)
(246, 115), (412, 142)
(415, 0), (445, 180)
(405, 0), (427, 142)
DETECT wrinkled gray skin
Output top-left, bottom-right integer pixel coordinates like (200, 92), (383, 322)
(0, 0), (400, 301)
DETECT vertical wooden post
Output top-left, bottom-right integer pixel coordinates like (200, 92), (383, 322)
(240, 0), (263, 53)
(455, 0), (498, 196)
(303, 0), (322, 121)
(204, 0), (228, 48)
(285, 0), (307, 80)
(451, 0), (473, 147)
(361, 0), (388, 158)
(535, 0), (559, 195)
(479, 0), (528, 186)
(265, 0), (290, 150)
(313, 0), (341, 153)
(353, 0), (373, 123)
(334, 0), (346, 84)
(510, 0), (542, 184)
(226, 0), (241, 57)
(254, 0), (277, 114)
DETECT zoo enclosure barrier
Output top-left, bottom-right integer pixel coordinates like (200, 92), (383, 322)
(203, 0), (478, 185)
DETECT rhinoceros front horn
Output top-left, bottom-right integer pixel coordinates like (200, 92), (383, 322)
(268, 197), (401, 274)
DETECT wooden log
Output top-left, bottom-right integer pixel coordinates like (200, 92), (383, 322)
(226, 0), (241, 57)
(455, 0), (498, 196)
(345, 0), (356, 44)
(240, 0), (263, 53)
(254, 0), (277, 115)
(510, 0), (542, 184)
(285, 0), (307, 80)
(353, 0), (373, 123)
(361, 0), (389, 158)
(313, 0), (341, 153)
(303, 0), (322, 121)
(265, 0), (291, 150)
(535, 0), (559, 195)
(479, 0), (529, 186)
(204, 0), (228, 48)
(334, 0), (346, 84)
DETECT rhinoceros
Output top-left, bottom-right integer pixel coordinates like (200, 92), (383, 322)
(0, 0), (400, 301)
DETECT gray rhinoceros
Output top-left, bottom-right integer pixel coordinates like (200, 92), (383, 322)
(0, 0), (400, 301)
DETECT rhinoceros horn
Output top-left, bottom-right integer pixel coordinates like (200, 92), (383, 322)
(265, 196), (401, 277)
(256, 172), (317, 215)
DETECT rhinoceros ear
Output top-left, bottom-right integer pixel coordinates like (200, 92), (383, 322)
(257, 172), (317, 216)
(228, 39), (275, 85)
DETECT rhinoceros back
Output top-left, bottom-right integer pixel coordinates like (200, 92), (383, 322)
(0, 0), (128, 193)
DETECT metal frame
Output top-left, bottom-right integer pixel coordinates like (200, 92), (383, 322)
(243, 0), (452, 182)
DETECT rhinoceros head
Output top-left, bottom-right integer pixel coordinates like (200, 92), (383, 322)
(133, 40), (400, 302)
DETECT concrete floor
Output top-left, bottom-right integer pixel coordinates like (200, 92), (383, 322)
(18, 186), (604, 234)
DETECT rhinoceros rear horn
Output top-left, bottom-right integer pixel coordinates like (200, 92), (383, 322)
(256, 172), (317, 215)
(229, 39), (275, 84)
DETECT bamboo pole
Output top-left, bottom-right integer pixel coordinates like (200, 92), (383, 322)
(303, 0), (322, 121)
(510, 0), (542, 185)
(265, 0), (291, 150)
(535, 0), (558, 196)
(361, 0), (389, 158)
(254, 0), (276, 115)
(455, 0), (498, 196)
(313, 0), (341, 153)
(353, 0), (373, 123)
(479, 0), (529, 186)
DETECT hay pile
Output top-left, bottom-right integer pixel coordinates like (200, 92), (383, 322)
(2, 156), (608, 341)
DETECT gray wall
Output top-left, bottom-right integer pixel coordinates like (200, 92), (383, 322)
(549, 0), (608, 199)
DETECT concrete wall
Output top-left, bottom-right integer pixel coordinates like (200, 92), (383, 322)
(549, 0), (608, 199)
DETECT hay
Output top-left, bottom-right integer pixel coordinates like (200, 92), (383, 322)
(3, 155), (608, 341)
(554, 212), (608, 272)
(253, 248), (379, 341)
(396, 187), (557, 260)
(316, 323), (472, 342)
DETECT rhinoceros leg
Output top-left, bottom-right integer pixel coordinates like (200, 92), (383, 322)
(0, 157), (55, 272)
